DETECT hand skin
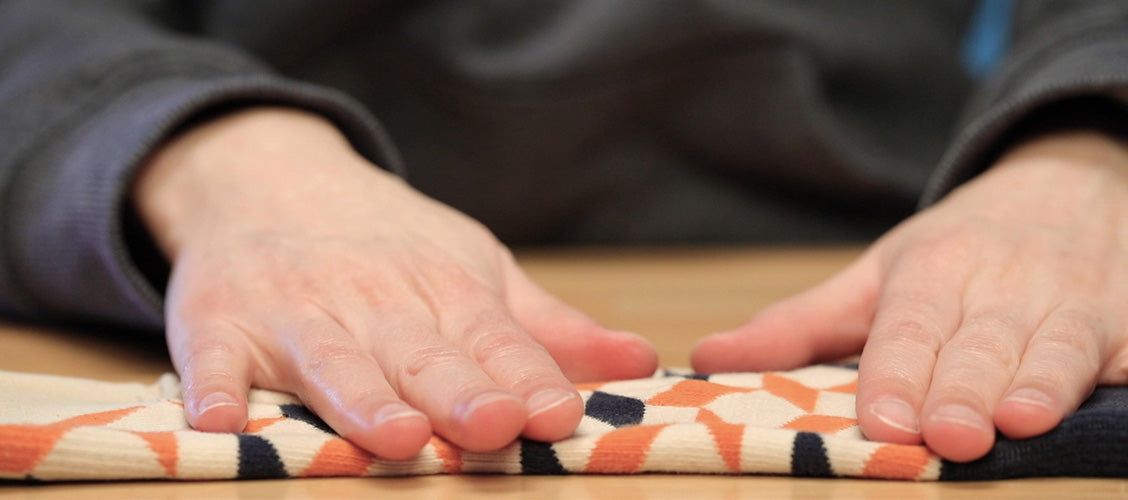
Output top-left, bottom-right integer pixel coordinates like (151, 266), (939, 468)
(131, 107), (658, 460)
(693, 129), (1128, 463)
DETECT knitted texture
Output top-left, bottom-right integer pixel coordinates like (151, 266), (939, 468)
(2, 365), (1126, 481)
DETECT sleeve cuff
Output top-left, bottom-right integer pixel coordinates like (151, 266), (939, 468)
(9, 75), (403, 329)
(920, 30), (1128, 207)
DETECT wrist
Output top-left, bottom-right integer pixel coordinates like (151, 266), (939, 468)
(130, 106), (382, 259)
(993, 128), (1128, 178)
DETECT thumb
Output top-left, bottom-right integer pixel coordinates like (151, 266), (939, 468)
(691, 248), (882, 373)
(503, 260), (659, 383)
(167, 320), (252, 433)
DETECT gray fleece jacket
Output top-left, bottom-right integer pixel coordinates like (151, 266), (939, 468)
(1, 0), (1127, 330)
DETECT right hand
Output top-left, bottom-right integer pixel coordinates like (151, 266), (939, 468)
(692, 129), (1128, 462)
(132, 107), (658, 459)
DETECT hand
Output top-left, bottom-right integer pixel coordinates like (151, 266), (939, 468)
(132, 107), (658, 459)
(691, 129), (1128, 462)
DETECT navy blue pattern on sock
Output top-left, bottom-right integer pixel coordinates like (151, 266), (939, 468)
(237, 434), (288, 479)
(520, 440), (567, 474)
(281, 403), (334, 435)
(585, 391), (646, 427)
(791, 432), (833, 478)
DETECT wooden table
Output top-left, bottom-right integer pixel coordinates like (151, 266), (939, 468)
(1, 246), (1123, 499)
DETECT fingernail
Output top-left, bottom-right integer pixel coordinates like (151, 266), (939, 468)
(869, 398), (920, 434)
(373, 404), (427, 427)
(930, 404), (989, 431)
(1004, 388), (1054, 410)
(198, 392), (239, 415)
(526, 389), (578, 419)
(455, 392), (520, 423)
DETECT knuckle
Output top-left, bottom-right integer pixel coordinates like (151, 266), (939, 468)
(1015, 365), (1073, 394)
(179, 333), (242, 370)
(299, 340), (368, 379)
(1041, 308), (1102, 341)
(879, 316), (944, 353)
(469, 336), (561, 390)
(468, 328), (532, 365)
(950, 315), (1022, 365)
(401, 345), (468, 379)
(1034, 309), (1104, 366)
(1037, 324), (1093, 354)
(460, 317), (560, 390)
(929, 383), (990, 408)
(857, 361), (926, 401)
(454, 308), (533, 358)
(949, 333), (1018, 369)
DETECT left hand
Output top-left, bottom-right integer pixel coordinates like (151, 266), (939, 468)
(132, 107), (659, 460)
(691, 129), (1128, 462)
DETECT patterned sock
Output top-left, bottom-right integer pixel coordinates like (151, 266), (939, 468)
(2, 365), (1126, 481)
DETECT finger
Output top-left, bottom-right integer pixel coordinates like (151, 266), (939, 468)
(919, 306), (1032, 462)
(166, 319), (252, 433)
(442, 296), (585, 443)
(371, 305), (528, 451)
(504, 262), (658, 383)
(690, 247), (882, 373)
(855, 253), (965, 447)
(994, 306), (1104, 440)
(282, 316), (432, 460)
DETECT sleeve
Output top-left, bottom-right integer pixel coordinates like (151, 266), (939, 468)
(0, 0), (404, 330)
(920, 0), (1128, 206)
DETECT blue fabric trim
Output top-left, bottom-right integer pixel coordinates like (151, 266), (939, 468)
(962, 0), (1016, 79)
